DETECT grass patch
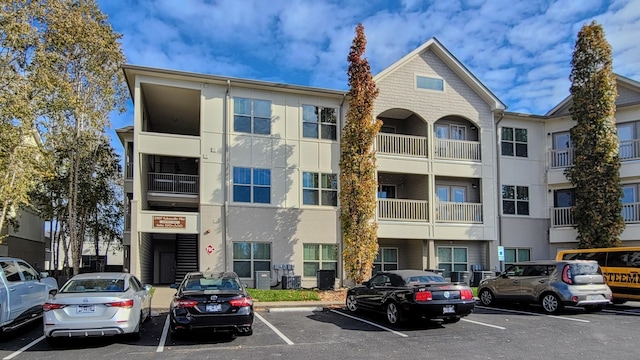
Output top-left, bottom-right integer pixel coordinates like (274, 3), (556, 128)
(247, 289), (320, 302)
(472, 287), (478, 297)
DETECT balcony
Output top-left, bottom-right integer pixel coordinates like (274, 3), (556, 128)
(551, 203), (640, 228)
(619, 139), (640, 161)
(376, 133), (428, 157)
(434, 139), (481, 161)
(436, 202), (482, 223)
(148, 173), (199, 194)
(549, 139), (640, 169)
(377, 199), (428, 222)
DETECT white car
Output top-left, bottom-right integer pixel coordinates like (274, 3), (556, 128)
(43, 272), (152, 345)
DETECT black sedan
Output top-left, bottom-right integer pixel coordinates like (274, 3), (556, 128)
(345, 270), (475, 325)
(169, 271), (253, 338)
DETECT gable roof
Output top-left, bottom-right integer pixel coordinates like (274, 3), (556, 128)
(546, 73), (640, 117)
(373, 37), (506, 112)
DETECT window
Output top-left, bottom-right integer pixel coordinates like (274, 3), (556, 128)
(233, 167), (271, 203)
(502, 185), (529, 215)
(16, 261), (38, 281)
(435, 124), (466, 140)
(373, 248), (398, 275)
(302, 172), (337, 206)
(504, 248), (531, 268)
(377, 184), (396, 199)
(1, 261), (20, 282)
(232, 242), (271, 278)
(303, 105), (337, 140)
(501, 127), (528, 157)
(622, 184), (639, 222)
(234, 97), (271, 134)
(437, 247), (467, 278)
(416, 75), (444, 91)
(617, 122), (638, 160)
(303, 244), (338, 277)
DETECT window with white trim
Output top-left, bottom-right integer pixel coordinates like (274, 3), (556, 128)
(504, 248), (531, 268)
(437, 247), (468, 278)
(233, 167), (271, 203)
(303, 244), (338, 277)
(232, 242), (271, 278)
(234, 97), (271, 134)
(302, 172), (337, 206)
(372, 247), (398, 275)
(501, 127), (528, 157)
(302, 105), (337, 140)
(502, 185), (529, 215)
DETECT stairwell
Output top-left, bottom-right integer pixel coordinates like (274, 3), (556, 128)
(175, 234), (198, 284)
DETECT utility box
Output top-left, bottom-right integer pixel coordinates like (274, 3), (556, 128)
(255, 271), (271, 289)
(317, 269), (335, 290)
(281, 275), (301, 290)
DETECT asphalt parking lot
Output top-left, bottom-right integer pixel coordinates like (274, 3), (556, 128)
(1, 302), (639, 360)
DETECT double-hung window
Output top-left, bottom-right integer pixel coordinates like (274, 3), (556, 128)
(302, 105), (337, 140)
(372, 248), (398, 275)
(437, 247), (468, 278)
(302, 172), (337, 206)
(303, 244), (338, 277)
(232, 242), (271, 278)
(501, 127), (528, 157)
(233, 167), (271, 204)
(502, 185), (529, 215)
(234, 97), (271, 134)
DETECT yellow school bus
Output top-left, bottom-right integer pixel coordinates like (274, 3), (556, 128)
(556, 247), (640, 303)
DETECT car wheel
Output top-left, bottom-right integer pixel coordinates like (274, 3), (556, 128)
(127, 312), (142, 341)
(442, 317), (461, 324)
(346, 294), (358, 312)
(385, 302), (402, 325)
(584, 305), (604, 312)
(479, 289), (495, 306)
(540, 293), (563, 314)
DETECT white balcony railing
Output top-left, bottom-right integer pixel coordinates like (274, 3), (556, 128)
(619, 139), (640, 161)
(376, 133), (428, 157)
(436, 202), (483, 223)
(377, 199), (429, 221)
(551, 203), (640, 228)
(434, 139), (481, 161)
(548, 148), (574, 168)
(148, 173), (199, 194)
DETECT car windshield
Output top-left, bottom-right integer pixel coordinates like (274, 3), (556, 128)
(60, 279), (125, 293)
(183, 276), (240, 291)
(404, 275), (447, 284)
(569, 262), (601, 276)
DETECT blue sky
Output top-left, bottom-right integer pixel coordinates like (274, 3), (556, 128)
(97, 0), (640, 151)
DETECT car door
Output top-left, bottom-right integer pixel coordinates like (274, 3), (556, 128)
(1, 260), (27, 323)
(16, 261), (47, 310)
(493, 265), (525, 300)
(519, 265), (550, 302)
(358, 274), (389, 310)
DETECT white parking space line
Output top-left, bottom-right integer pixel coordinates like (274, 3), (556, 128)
(255, 313), (294, 345)
(603, 309), (640, 316)
(3, 335), (44, 360)
(330, 310), (409, 338)
(476, 306), (590, 323)
(156, 314), (170, 352)
(461, 318), (506, 330)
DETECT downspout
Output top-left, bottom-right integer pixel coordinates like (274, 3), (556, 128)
(338, 92), (347, 288)
(495, 111), (505, 273)
(223, 80), (231, 271)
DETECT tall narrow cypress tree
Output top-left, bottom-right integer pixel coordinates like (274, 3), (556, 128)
(340, 24), (382, 284)
(565, 21), (623, 248)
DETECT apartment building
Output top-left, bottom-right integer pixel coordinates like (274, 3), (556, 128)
(117, 38), (640, 287)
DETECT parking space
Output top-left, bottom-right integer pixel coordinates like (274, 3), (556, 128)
(0, 303), (639, 359)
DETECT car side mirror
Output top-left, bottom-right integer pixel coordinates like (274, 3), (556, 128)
(40, 272), (49, 278)
(144, 284), (153, 292)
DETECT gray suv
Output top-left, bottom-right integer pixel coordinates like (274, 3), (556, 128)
(477, 260), (612, 314)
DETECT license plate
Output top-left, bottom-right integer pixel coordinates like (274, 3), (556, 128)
(206, 304), (222, 312)
(77, 305), (95, 313)
(443, 305), (455, 314)
(587, 295), (604, 301)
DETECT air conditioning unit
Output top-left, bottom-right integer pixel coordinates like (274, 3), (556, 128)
(255, 271), (271, 289)
(281, 275), (301, 289)
(316, 269), (336, 290)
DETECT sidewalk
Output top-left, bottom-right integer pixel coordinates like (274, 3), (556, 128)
(150, 286), (344, 314)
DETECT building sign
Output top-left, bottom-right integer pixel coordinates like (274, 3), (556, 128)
(153, 216), (186, 229)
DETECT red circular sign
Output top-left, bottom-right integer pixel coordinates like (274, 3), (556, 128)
(206, 245), (214, 254)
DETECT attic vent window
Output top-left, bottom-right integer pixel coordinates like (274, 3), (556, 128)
(416, 76), (444, 91)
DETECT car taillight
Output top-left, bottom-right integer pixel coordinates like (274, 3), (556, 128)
(415, 291), (433, 301)
(106, 299), (134, 308)
(174, 299), (199, 308)
(460, 289), (473, 300)
(229, 297), (253, 307)
(562, 265), (573, 284)
(43, 303), (66, 311)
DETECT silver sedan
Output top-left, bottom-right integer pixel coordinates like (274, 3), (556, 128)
(43, 272), (152, 345)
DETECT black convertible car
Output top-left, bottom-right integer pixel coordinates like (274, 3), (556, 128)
(345, 269), (475, 324)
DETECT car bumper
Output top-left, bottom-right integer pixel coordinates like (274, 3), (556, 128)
(170, 310), (254, 332)
(405, 301), (475, 319)
(43, 311), (138, 338)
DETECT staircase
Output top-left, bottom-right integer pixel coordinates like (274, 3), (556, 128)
(175, 234), (198, 284)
